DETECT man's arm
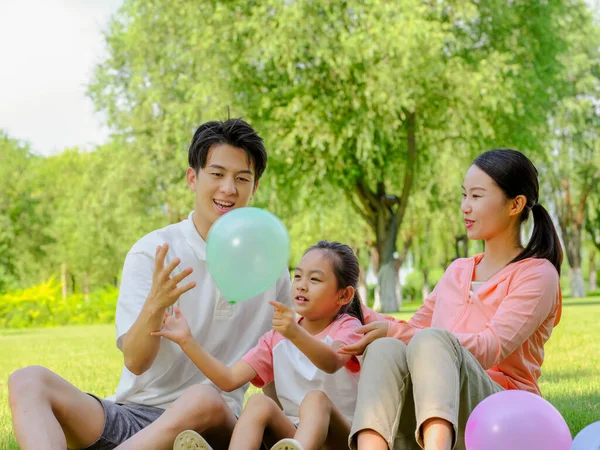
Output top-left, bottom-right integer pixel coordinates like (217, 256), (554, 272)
(121, 244), (196, 375)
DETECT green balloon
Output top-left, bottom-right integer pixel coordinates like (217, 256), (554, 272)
(206, 207), (290, 304)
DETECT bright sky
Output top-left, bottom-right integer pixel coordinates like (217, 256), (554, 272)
(0, 0), (123, 156)
(0, 1), (598, 157)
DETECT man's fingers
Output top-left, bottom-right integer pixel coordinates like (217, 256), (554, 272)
(173, 282), (196, 299)
(163, 257), (181, 280)
(154, 244), (169, 272)
(170, 267), (193, 285)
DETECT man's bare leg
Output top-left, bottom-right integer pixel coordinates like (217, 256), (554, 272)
(115, 385), (237, 450)
(8, 366), (106, 450)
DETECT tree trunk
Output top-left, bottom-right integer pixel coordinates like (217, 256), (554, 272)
(61, 263), (68, 301)
(358, 264), (368, 305)
(374, 262), (401, 312)
(555, 176), (589, 299)
(562, 224), (584, 298)
(346, 111), (417, 313)
(83, 272), (90, 302)
(570, 267), (586, 298)
(589, 252), (597, 292)
(422, 267), (430, 301)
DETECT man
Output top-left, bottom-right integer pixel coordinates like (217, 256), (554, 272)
(8, 118), (292, 450)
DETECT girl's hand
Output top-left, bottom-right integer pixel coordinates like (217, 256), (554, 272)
(150, 306), (192, 346)
(337, 321), (390, 355)
(269, 301), (300, 340)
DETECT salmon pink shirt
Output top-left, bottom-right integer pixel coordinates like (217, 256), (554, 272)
(363, 255), (562, 395)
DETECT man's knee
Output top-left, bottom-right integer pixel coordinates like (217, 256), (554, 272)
(407, 328), (456, 360)
(8, 366), (52, 406)
(171, 384), (230, 429)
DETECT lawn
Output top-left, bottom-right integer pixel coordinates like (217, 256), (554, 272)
(1, 298), (599, 449)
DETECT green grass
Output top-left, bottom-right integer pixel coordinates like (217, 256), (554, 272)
(1, 298), (599, 449)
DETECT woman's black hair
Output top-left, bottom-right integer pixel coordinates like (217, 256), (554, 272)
(473, 149), (563, 274)
(304, 241), (365, 324)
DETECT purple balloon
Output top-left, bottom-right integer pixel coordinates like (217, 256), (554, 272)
(571, 422), (600, 450)
(465, 390), (572, 450)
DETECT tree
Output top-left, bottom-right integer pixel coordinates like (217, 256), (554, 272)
(0, 132), (53, 291)
(546, 8), (600, 298)
(90, 0), (585, 311)
(224, 1), (575, 311)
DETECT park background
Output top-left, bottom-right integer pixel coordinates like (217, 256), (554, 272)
(1, 0), (600, 448)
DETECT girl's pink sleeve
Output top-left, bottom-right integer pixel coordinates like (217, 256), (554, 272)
(241, 331), (275, 388)
(331, 316), (363, 373)
(453, 261), (560, 369)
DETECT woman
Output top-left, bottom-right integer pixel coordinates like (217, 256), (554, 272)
(340, 149), (563, 450)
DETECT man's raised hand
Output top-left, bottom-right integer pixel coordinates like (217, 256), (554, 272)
(147, 243), (196, 311)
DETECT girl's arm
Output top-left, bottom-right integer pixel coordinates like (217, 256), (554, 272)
(270, 301), (353, 374)
(151, 307), (257, 392)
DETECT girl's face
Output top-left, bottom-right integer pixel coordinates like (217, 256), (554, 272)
(292, 249), (351, 321)
(461, 165), (518, 241)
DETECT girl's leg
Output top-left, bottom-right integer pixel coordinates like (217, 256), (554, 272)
(295, 390), (351, 450)
(406, 328), (504, 450)
(349, 338), (420, 450)
(229, 394), (296, 450)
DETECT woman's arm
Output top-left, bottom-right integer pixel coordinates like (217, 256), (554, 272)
(340, 290), (437, 355)
(151, 306), (257, 391)
(453, 261), (560, 369)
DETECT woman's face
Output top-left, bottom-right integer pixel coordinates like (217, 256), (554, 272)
(461, 165), (516, 241)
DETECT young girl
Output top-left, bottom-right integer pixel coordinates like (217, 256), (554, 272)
(153, 240), (366, 450)
(340, 149), (564, 450)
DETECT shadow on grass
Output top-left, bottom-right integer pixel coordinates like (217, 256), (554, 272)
(563, 300), (600, 307)
(542, 368), (597, 383)
(544, 391), (600, 434)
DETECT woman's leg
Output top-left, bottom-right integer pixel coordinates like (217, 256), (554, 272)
(406, 328), (504, 450)
(349, 338), (420, 450)
(229, 394), (296, 450)
(294, 390), (351, 450)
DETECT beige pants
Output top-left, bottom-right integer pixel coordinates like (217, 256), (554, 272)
(349, 328), (503, 450)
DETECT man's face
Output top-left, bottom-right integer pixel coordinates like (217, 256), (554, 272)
(187, 143), (258, 239)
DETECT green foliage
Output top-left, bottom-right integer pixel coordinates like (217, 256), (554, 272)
(402, 268), (445, 302)
(0, 280), (118, 328)
(0, 132), (53, 291)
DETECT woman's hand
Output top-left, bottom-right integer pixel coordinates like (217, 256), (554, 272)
(337, 321), (390, 355)
(150, 306), (192, 346)
(269, 301), (300, 340)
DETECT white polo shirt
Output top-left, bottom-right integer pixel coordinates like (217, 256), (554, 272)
(111, 211), (292, 415)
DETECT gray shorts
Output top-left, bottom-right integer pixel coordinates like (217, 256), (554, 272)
(81, 394), (165, 450)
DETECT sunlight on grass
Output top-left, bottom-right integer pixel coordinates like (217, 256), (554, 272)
(1, 298), (598, 449)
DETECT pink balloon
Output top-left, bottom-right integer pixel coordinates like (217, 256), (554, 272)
(465, 390), (572, 450)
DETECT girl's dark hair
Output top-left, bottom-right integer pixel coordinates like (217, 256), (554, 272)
(473, 149), (563, 274)
(305, 241), (365, 324)
(188, 118), (267, 181)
